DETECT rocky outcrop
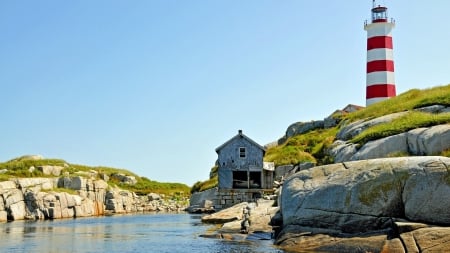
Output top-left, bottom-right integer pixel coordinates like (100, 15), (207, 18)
(0, 176), (188, 222)
(276, 156), (450, 252)
(329, 123), (450, 163)
(329, 106), (450, 162)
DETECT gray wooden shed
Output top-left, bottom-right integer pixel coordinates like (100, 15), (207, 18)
(215, 130), (273, 190)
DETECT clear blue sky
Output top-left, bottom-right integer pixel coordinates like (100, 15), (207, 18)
(1, 1), (449, 186)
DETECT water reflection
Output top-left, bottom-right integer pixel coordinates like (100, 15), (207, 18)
(0, 214), (284, 253)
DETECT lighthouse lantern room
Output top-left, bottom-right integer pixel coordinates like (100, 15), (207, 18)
(364, 1), (396, 106)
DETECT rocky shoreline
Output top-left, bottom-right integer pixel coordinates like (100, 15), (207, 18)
(0, 176), (188, 222)
(191, 157), (450, 252)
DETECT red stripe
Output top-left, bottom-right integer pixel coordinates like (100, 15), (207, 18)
(373, 19), (388, 23)
(366, 84), (396, 99)
(367, 60), (394, 73)
(367, 36), (393, 50)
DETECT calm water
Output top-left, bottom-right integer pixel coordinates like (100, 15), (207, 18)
(0, 213), (285, 253)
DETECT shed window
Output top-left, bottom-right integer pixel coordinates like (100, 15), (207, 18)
(239, 147), (246, 158)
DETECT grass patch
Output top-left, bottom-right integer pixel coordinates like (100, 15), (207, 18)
(41, 187), (78, 195)
(351, 111), (450, 145)
(191, 175), (218, 194)
(264, 128), (338, 166)
(118, 176), (190, 197)
(0, 157), (191, 197)
(345, 84), (450, 123)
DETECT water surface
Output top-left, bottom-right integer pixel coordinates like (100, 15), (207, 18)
(0, 213), (285, 253)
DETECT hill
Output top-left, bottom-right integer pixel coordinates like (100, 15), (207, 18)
(0, 155), (190, 197)
(191, 84), (450, 192)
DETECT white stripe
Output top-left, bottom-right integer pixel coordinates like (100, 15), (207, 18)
(366, 97), (391, 106)
(366, 72), (395, 86)
(367, 48), (394, 62)
(365, 22), (395, 38)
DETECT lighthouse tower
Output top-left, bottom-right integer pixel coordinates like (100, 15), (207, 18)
(364, 1), (396, 106)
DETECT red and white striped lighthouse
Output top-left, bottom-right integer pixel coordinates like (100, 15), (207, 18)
(364, 0), (396, 106)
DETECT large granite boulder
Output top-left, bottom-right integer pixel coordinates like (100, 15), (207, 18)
(280, 156), (450, 234)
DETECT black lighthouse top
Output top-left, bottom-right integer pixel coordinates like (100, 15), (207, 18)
(371, 1), (389, 23)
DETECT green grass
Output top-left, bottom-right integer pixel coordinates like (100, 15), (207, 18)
(351, 111), (450, 145)
(0, 158), (61, 178)
(191, 175), (218, 194)
(118, 176), (190, 197)
(41, 187), (78, 195)
(344, 84), (450, 123)
(264, 128), (338, 166)
(0, 157), (191, 197)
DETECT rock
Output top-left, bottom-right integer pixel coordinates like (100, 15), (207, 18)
(415, 105), (449, 113)
(0, 181), (17, 190)
(99, 173), (109, 182)
(298, 162), (315, 171)
(148, 193), (161, 201)
(203, 200), (277, 235)
(350, 133), (409, 160)
(331, 124), (450, 163)
(0, 169), (7, 174)
(202, 202), (248, 224)
(14, 155), (44, 161)
(381, 238), (405, 253)
(274, 165), (295, 181)
(394, 222), (428, 234)
(328, 140), (358, 163)
(15, 178), (56, 192)
(403, 227), (450, 252)
(187, 187), (217, 213)
(3, 189), (26, 220)
(60, 176), (86, 190)
(111, 173), (137, 185)
(408, 124), (450, 155)
(0, 211), (7, 222)
(276, 225), (387, 253)
(286, 120), (324, 139)
(38, 166), (64, 176)
(201, 199), (213, 209)
(280, 156), (450, 234)
(336, 112), (408, 141)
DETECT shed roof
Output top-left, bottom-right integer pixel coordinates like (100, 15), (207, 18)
(215, 130), (266, 153)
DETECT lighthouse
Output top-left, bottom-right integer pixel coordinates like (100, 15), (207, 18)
(364, 0), (396, 106)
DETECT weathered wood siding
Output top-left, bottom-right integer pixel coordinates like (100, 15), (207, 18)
(217, 135), (264, 189)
